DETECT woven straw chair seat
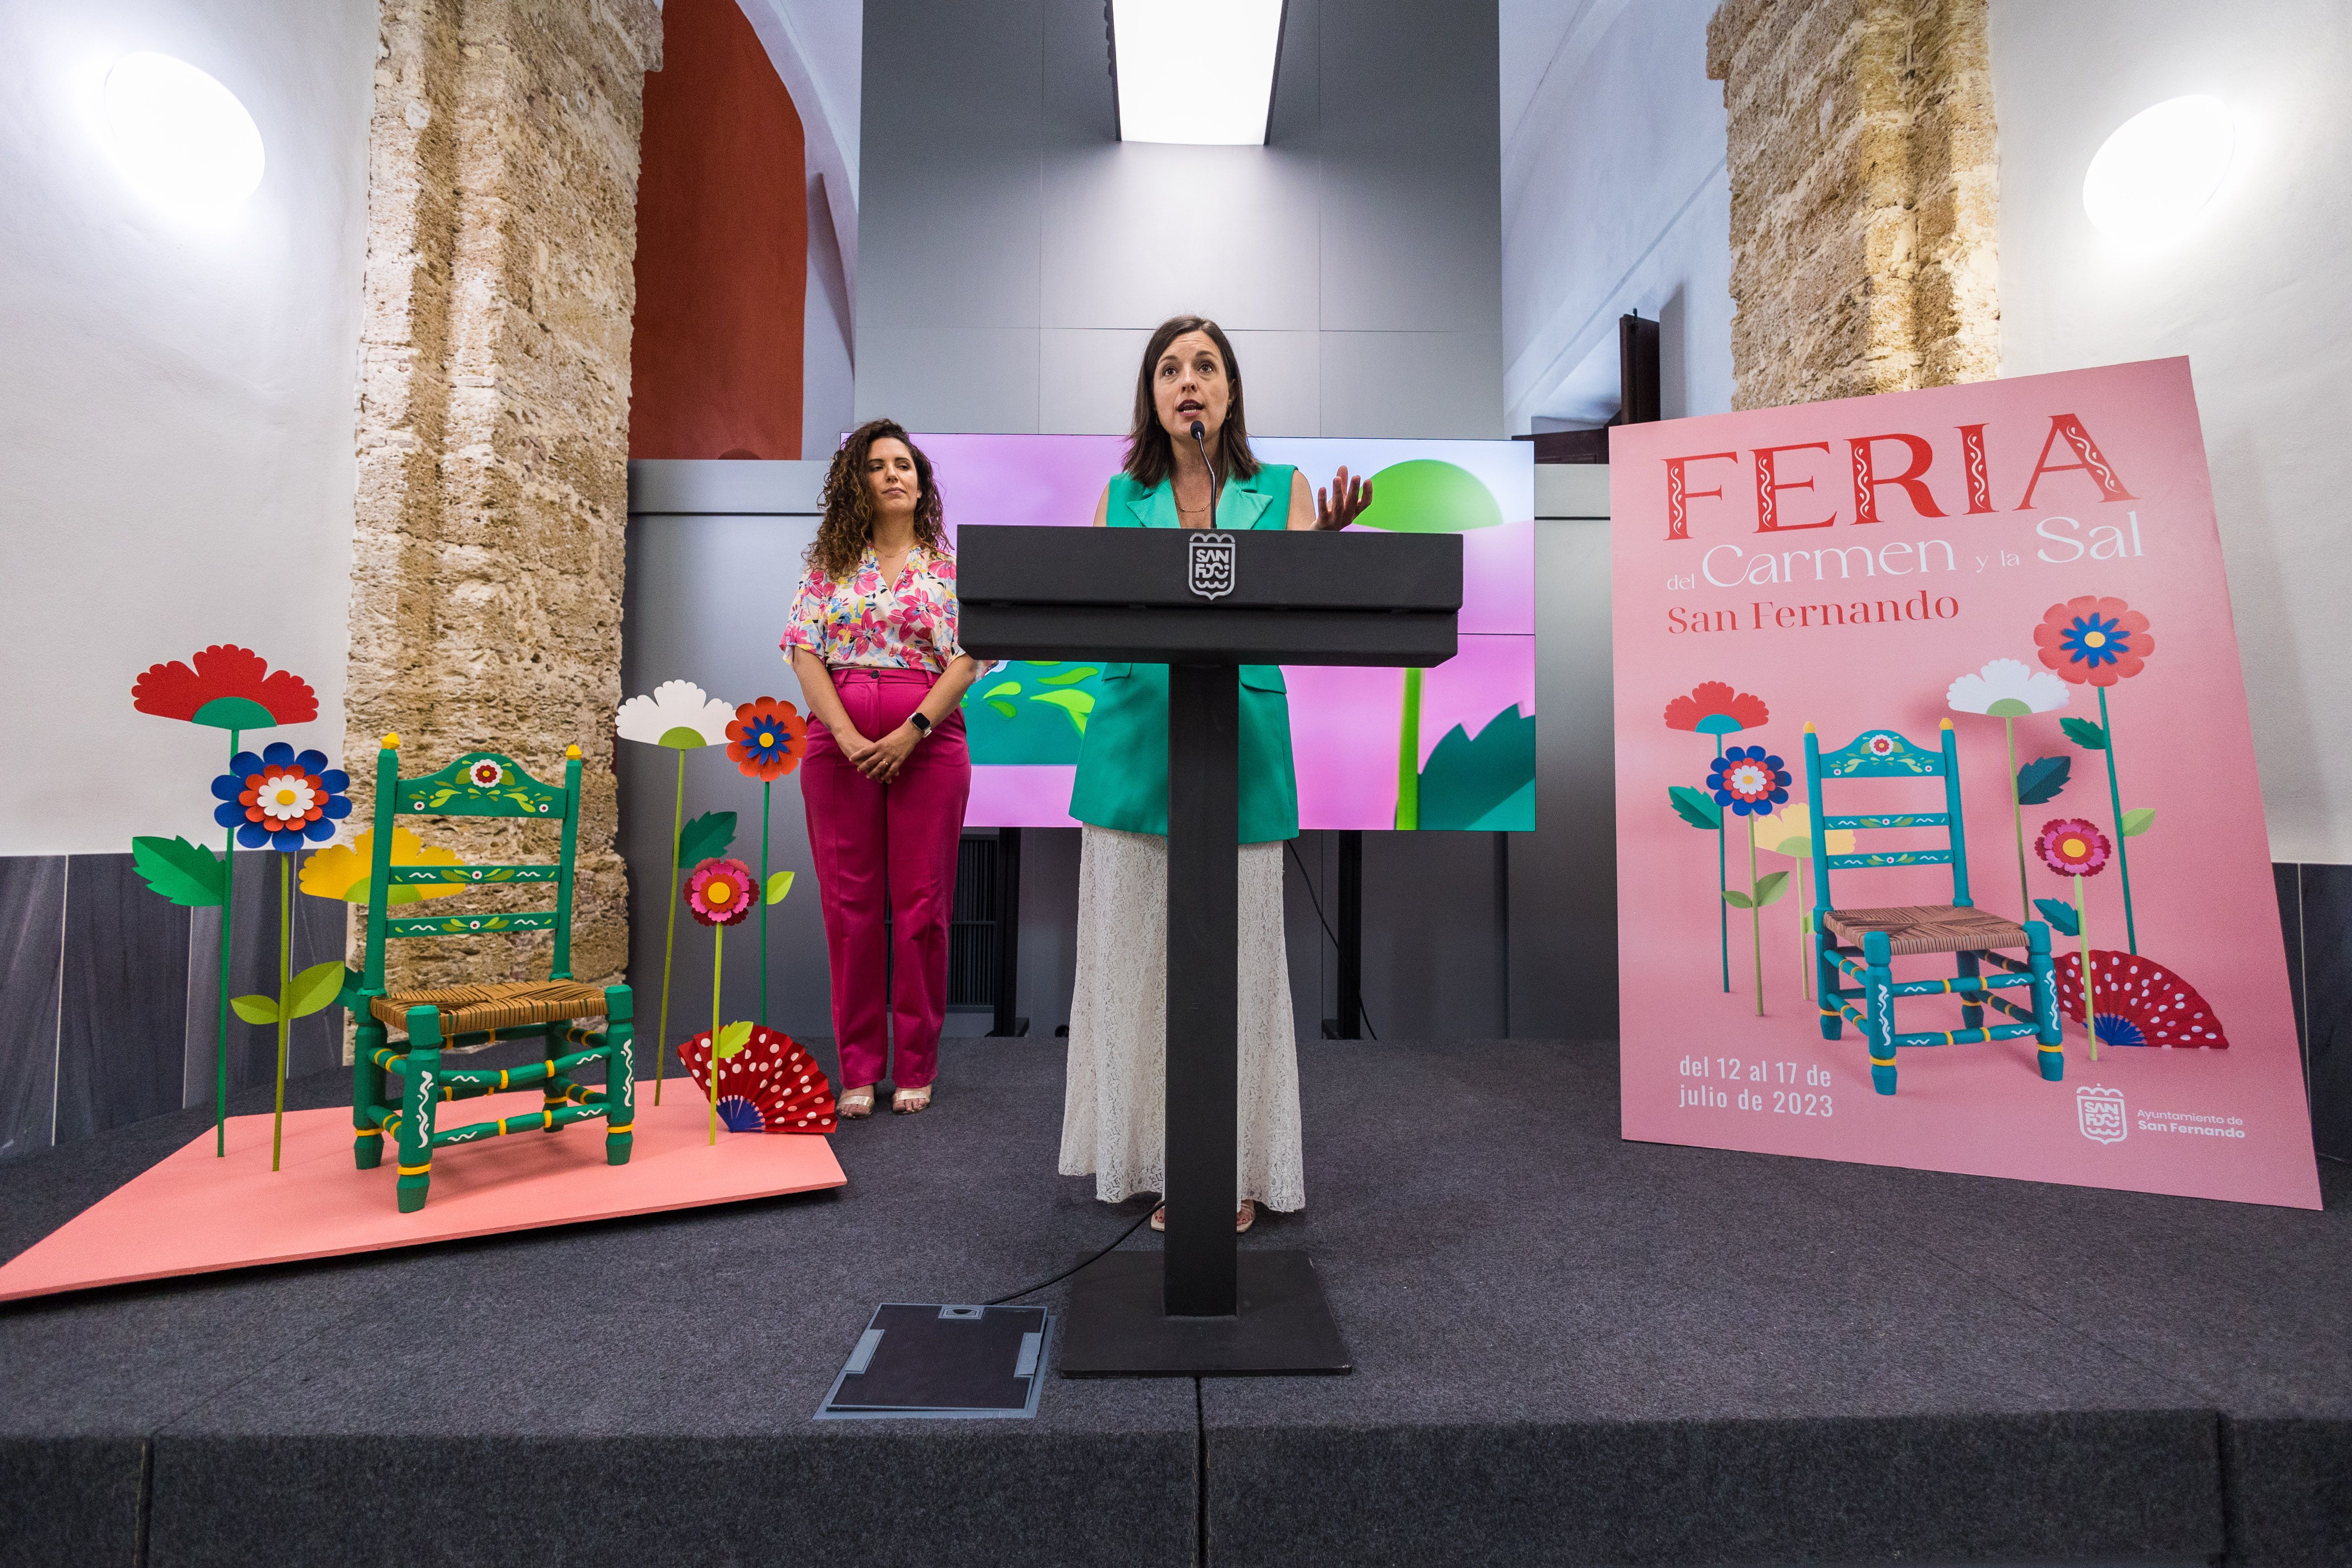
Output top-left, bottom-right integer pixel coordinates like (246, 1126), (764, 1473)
(1823, 904), (2029, 957)
(371, 980), (609, 1036)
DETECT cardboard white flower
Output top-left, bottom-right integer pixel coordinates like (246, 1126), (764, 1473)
(617, 680), (734, 748)
(1947, 658), (2069, 718)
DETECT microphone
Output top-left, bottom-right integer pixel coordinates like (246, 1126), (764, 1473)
(1188, 419), (1221, 524)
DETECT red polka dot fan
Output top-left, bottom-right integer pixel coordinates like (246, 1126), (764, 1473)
(677, 1026), (838, 1133)
(2055, 950), (2229, 1049)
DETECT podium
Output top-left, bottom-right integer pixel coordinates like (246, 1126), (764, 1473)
(959, 524), (1462, 1375)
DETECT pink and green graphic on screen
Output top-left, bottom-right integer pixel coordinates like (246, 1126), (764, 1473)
(922, 434), (1535, 832)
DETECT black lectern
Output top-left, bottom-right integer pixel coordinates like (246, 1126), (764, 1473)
(959, 525), (1462, 1375)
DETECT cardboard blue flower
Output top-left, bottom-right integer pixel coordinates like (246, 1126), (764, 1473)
(212, 741), (353, 851)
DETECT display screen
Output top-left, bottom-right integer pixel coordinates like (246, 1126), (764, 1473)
(922, 433), (1535, 832)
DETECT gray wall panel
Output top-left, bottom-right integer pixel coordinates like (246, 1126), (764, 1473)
(1039, 328), (1153, 435)
(857, 0), (1043, 332)
(0, 856), (63, 1161)
(1318, 332), (1506, 438)
(55, 852), (189, 1142)
(854, 328), (1042, 432)
(620, 512), (835, 1052)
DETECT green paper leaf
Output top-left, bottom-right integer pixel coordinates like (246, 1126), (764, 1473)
(766, 870), (796, 905)
(657, 725), (710, 749)
(1030, 688), (1095, 735)
(287, 960), (347, 1021)
(2060, 717), (2109, 751)
(675, 810), (738, 868)
(2034, 897), (2080, 938)
(231, 994), (280, 1025)
(2014, 754), (2072, 806)
(1753, 870), (1792, 908)
(130, 835), (227, 908)
(2121, 807), (2154, 838)
(714, 1020), (754, 1060)
(335, 966), (368, 1010)
(1722, 889), (1754, 909)
(1669, 784), (1723, 831)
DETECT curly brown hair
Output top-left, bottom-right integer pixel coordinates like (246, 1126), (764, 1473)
(808, 419), (947, 583)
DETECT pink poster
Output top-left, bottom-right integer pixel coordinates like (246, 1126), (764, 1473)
(1609, 359), (2319, 1208)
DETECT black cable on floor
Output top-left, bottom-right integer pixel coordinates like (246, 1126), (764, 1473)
(983, 1206), (1156, 1305)
(1284, 838), (1380, 1041)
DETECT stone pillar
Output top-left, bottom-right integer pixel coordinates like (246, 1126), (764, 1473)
(346, 0), (661, 999)
(1707, 0), (1998, 409)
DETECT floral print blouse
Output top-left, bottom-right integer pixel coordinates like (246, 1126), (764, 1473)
(780, 543), (967, 675)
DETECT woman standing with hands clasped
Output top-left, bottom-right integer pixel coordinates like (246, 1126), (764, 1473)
(784, 420), (983, 1118)
(1058, 315), (1374, 1232)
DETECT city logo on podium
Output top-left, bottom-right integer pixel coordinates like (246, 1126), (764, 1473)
(2076, 1084), (2128, 1144)
(1188, 531), (1236, 600)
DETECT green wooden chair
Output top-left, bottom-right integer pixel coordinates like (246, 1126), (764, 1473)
(1803, 719), (2064, 1096)
(350, 734), (635, 1212)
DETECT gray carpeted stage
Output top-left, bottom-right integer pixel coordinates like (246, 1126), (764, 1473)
(0, 1035), (2346, 1567)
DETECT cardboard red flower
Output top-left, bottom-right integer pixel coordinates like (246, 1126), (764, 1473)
(133, 645), (318, 730)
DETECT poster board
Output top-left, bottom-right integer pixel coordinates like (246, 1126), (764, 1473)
(1609, 359), (2319, 1208)
(924, 433), (1535, 833)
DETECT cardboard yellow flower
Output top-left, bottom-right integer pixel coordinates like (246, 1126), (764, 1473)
(299, 828), (467, 904)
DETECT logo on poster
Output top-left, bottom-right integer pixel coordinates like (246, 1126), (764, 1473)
(2076, 1085), (2129, 1144)
(1188, 532), (1235, 600)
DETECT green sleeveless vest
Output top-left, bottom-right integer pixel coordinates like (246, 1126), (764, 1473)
(1065, 464), (1302, 843)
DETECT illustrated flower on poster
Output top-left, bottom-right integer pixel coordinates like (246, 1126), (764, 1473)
(1665, 681), (1772, 994)
(2035, 596), (2156, 954)
(1948, 657), (2074, 923)
(2036, 817), (2113, 1058)
(684, 856), (755, 1146)
(131, 644), (319, 1160)
(211, 743), (352, 852)
(299, 828), (469, 904)
(1707, 747), (1792, 1017)
(132, 644), (318, 732)
(616, 679), (735, 1102)
(2053, 949), (2230, 1050)
(726, 697), (809, 1030)
(1763, 805), (1853, 1003)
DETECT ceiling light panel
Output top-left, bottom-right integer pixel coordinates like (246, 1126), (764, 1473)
(1112, 0), (1286, 146)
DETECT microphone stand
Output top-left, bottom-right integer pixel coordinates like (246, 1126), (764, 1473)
(1188, 419), (1222, 527)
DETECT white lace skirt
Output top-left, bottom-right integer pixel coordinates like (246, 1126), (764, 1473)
(1058, 825), (1306, 1212)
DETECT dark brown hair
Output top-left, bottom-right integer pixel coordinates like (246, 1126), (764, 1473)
(809, 419), (947, 582)
(1122, 315), (1262, 490)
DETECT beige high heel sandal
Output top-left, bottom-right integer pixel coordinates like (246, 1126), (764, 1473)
(839, 1086), (875, 1119)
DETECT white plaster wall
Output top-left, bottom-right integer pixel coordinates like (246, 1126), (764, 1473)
(0, 0), (374, 856)
(1502, 0), (1733, 430)
(1991, 0), (2352, 863)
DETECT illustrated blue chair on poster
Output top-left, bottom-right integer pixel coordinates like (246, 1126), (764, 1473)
(1803, 720), (2064, 1096)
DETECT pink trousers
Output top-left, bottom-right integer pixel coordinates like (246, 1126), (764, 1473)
(800, 668), (971, 1091)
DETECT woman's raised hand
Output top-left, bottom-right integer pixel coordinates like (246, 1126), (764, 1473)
(1315, 466), (1374, 530)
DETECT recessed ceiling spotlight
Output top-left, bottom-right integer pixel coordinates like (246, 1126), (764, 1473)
(100, 52), (266, 210)
(2081, 94), (2234, 246)
(1111, 0), (1286, 146)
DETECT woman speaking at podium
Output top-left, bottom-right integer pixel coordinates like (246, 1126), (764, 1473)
(1058, 316), (1370, 1232)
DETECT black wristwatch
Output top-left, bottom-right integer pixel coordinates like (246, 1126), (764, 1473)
(909, 712), (933, 739)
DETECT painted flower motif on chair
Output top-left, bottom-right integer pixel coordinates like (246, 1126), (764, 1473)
(1708, 746), (1790, 816)
(467, 759), (504, 789)
(132, 644), (318, 731)
(1946, 657), (2071, 717)
(2035, 818), (2112, 877)
(2034, 597), (2154, 686)
(212, 742), (352, 851)
(726, 697), (809, 782)
(616, 680), (734, 749)
(686, 857), (755, 928)
(1664, 681), (1769, 735)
